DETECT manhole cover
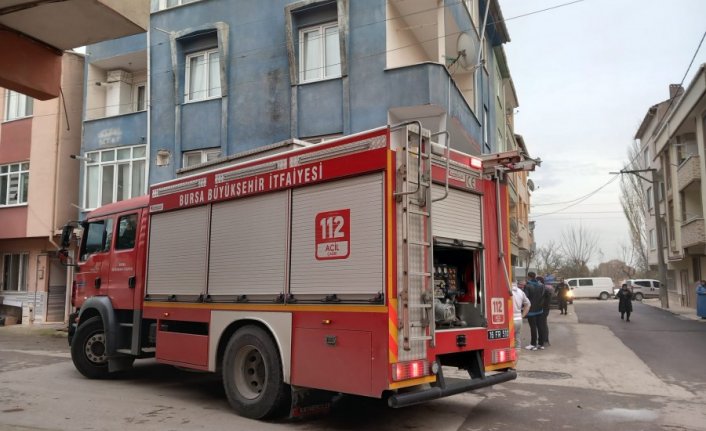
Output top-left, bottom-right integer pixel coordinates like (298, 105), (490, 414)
(517, 370), (572, 380)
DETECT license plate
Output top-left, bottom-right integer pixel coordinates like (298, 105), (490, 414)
(487, 329), (509, 340)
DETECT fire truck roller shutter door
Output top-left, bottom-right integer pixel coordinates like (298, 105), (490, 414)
(208, 191), (288, 298)
(146, 205), (209, 298)
(290, 173), (384, 298)
(431, 185), (482, 243)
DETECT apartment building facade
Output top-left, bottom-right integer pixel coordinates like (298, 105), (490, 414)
(635, 65), (706, 309)
(80, 0), (529, 201)
(0, 52), (85, 324)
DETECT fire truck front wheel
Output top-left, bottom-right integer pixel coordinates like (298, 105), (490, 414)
(71, 316), (110, 379)
(222, 326), (290, 419)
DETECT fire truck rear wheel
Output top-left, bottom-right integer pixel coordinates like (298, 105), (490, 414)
(222, 326), (290, 419)
(71, 316), (110, 379)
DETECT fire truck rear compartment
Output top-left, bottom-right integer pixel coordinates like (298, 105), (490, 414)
(433, 246), (485, 329)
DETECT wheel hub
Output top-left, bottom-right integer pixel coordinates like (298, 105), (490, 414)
(234, 345), (266, 400)
(84, 332), (107, 364)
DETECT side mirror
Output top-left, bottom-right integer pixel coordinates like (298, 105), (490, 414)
(60, 225), (74, 248)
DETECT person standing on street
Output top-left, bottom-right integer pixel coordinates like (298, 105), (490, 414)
(512, 282), (531, 356)
(617, 283), (633, 322)
(524, 272), (549, 350)
(538, 276), (553, 347)
(556, 279), (570, 315)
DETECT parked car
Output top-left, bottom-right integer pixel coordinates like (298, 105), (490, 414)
(565, 277), (614, 300)
(618, 279), (662, 301)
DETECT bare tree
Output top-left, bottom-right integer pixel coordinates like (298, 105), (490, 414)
(560, 224), (599, 276)
(532, 241), (564, 275)
(618, 243), (639, 279)
(619, 141), (649, 273)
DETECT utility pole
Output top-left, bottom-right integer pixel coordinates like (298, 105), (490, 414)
(617, 168), (669, 309)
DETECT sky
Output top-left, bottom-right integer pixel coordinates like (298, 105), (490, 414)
(498, 0), (706, 264)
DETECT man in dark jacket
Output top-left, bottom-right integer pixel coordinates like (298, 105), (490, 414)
(524, 272), (550, 350)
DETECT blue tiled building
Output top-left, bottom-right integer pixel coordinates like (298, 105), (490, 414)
(81, 0), (518, 208)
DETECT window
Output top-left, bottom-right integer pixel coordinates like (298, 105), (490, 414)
(647, 187), (653, 210)
(84, 146), (147, 210)
(649, 229), (656, 249)
(116, 214), (138, 250)
(0, 162), (29, 206)
(4, 90), (33, 121)
(1, 253), (29, 291)
(693, 257), (701, 282)
(155, 0), (198, 10)
(80, 220), (113, 261)
(299, 22), (341, 83)
(134, 84), (147, 111)
(464, 0), (480, 34)
(185, 48), (221, 102)
(183, 148), (221, 168)
(578, 279), (593, 287)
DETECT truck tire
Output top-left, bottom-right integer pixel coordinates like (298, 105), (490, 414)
(222, 326), (290, 419)
(71, 316), (110, 379)
(599, 292), (609, 300)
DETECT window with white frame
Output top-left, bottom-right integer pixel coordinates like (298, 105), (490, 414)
(185, 48), (221, 102)
(0, 162), (29, 206)
(155, 0), (198, 11)
(299, 22), (341, 83)
(84, 146), (147, 210)
(1, 253), (29, 291)
(183, 148), (222, 168)
(134, 83), (147, 112)
(4, 90), (33, 121)
(649, 229), (656, 249)
(464, 0), (479, 33)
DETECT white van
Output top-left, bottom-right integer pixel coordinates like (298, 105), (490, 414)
(565, 277), (614, 300)
(622, 279), (661, 301)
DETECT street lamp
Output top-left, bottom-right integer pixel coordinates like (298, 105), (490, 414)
(613, 168), (669, 309)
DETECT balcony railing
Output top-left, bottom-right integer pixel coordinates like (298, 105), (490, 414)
(677, 155), (701, 191)
(681, 217), (705, 248)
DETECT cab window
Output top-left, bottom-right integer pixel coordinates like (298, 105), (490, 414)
(568, 280), (577, 287)
(116, 214), (138, 250)
(80, 219), (114, 260)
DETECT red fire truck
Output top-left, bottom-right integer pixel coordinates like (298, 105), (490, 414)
(60, 125), (529, 419)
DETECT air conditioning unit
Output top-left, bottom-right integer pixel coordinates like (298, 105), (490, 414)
(106, 69), (133, 84)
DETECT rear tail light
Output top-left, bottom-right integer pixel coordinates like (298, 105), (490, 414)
(391, 360), (430, 381)
(491, 348), (517, 364)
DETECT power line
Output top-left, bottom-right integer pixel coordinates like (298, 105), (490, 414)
(531, 175), (620, 218)
(650, 30), (706, 139)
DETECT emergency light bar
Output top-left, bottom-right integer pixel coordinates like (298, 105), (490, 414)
(215, 160), (285, 183)
(152, 178), (207, 198)
(291, 136), (387, 166)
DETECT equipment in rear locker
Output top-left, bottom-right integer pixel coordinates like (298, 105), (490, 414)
(433, 263), (466, 327)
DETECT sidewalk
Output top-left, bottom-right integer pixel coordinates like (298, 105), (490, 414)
(0, 321), (67, 337)
(641, 298), (705, 321)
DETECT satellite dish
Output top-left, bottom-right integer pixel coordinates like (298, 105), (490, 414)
(527, 179), (535, 191)
(455, 32), (479, 71)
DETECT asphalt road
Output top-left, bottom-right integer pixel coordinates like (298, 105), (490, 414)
(576, 299), (706, 394)
(1, 302), (705, 431)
